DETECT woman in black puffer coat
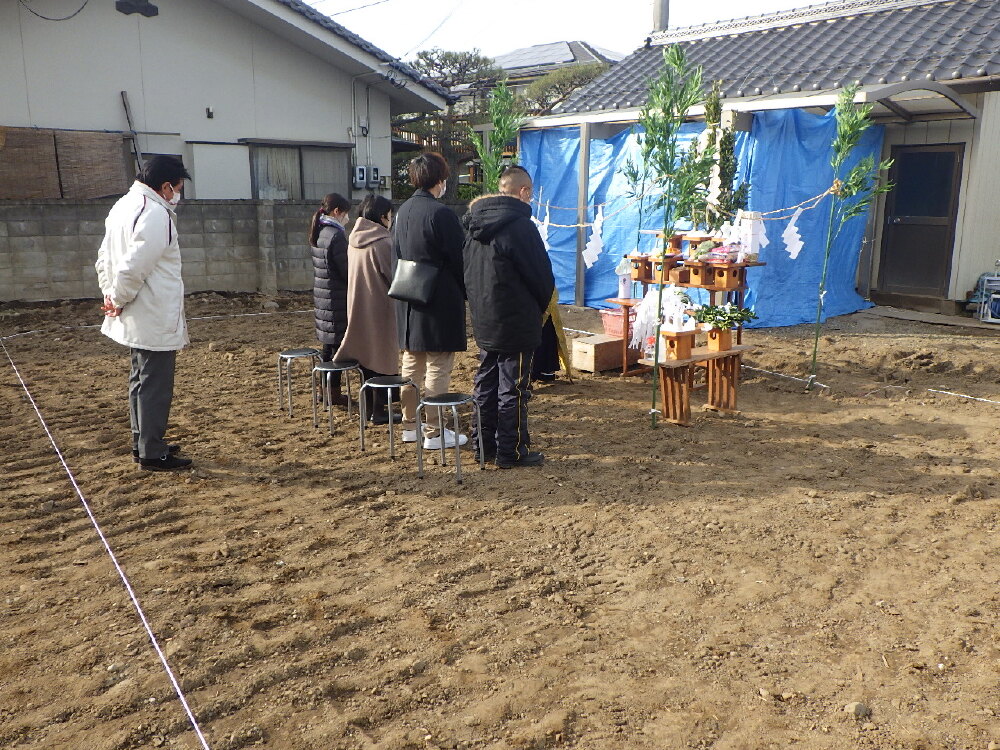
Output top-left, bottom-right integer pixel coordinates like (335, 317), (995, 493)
(309, 192), (351, 405)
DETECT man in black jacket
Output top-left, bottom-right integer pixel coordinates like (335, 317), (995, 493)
(464, 166), (555, 468)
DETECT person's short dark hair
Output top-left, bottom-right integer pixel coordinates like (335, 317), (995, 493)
(499, 165), (532, 195)
(137, 155), (191, 190)
(359, 193), (393, 224)
(408, 152), (450, 190)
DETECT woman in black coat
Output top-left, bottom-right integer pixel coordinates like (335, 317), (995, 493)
(393, 152), (468, 449)
(310, 192), (351, 405)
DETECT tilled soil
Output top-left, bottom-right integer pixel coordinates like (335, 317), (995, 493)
(1, 293), (998, 750)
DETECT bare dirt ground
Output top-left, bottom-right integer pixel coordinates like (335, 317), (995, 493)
(2, 292), (998, 750)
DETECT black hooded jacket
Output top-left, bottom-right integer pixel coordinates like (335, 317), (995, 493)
(463, 195), (555, 353)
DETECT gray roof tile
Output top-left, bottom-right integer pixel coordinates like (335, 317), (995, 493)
(557, 0), (1000, 113)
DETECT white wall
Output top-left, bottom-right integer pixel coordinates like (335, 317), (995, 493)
(190, 145), (253, 199)
(952, 91), (1000, 298)
(0, 0), (394, 199)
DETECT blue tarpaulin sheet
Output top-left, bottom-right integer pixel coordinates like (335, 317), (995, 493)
(520, 108), (883, 326)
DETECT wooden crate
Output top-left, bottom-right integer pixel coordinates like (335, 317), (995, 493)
(572, 334), (639, 373)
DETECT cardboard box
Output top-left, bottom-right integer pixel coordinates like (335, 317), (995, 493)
(572, 334), (640, 373)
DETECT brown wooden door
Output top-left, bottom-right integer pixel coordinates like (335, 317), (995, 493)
(877, 144), (963, 298)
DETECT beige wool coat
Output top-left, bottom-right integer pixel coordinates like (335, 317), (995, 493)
(335, 217), (399, 375)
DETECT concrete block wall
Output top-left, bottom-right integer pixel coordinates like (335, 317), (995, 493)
(175, 201), (261, 294)
(0, 201), (109, 303)
(273, 202), (317, 292)
(0, 198), (467, 303)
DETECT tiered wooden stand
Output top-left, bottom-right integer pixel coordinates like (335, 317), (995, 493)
(607, 254), (764, 377)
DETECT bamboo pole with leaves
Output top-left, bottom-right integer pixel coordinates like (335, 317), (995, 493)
(469, 78), (524, 193)
(636, 45), (715, 426)
(807, 85), (893, 388)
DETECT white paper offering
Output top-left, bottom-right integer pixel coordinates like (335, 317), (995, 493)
(782, 207), (804, 260)
(582, 205), (604, 269)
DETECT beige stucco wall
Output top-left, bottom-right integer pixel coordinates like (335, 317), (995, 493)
(0, 0), (393, 200)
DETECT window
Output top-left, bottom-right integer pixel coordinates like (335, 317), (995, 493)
(250, 145), (351, 200)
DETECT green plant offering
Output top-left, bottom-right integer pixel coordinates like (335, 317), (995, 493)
(693, 304), (757, 330)
(469, 78), (523, 194)
(807, 85), (893, 387)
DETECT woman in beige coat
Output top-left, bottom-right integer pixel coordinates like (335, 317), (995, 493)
(335, 194), (398, 423)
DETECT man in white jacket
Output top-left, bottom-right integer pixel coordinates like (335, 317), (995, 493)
(96, 156), (193, 471)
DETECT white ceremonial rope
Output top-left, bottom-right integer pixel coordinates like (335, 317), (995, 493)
(0, 339), (213, 750)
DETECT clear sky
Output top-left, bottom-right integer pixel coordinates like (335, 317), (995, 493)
(307, 0), (813, 59)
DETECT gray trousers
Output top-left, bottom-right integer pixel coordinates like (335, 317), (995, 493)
(129, 348), (176, 460)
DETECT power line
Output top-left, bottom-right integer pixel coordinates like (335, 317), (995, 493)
(310, 0), (392, 13)
(18, 0), (90, 21)
(332, 0), (392, 15)
(403, 0), (465, 57)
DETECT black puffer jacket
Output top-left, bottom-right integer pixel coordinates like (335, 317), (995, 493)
(463, 195), (554, 353)
(393, 189), (467, 352)
(311, 223), (349, 345)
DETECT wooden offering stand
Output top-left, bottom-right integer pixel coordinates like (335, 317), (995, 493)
(639, 344), (753, 426)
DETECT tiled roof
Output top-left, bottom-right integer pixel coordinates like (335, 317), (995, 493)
(557, 0), (1000, 113)
(274, 0), (451, 100)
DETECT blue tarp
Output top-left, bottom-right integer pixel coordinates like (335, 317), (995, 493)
(520, 108), (883, 326)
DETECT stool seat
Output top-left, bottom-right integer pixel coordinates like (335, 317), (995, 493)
(314, 359), (360, 371)
(277, 348), (321, 417)
(280, 347), (320, 358)
(421, 392), (475, 407)
(416, 391), (484, 483)
(365, 375), (411, 388)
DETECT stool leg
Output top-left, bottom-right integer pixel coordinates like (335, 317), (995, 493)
(451, 404), (462, 484)
(330, 371), (340, 436)
(473, 402), (485, 470)
(415, 401), (424, 478)
(387, 387), (396, 460)
(437, 406), (446, 465)
(287, 360), (294, 418)
(359, 385), (368, 451)
(311, 368), (319, 429)
(344, 368), (355, 421)
(277, 359), (283, 410)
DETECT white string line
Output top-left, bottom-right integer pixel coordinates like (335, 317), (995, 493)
(741, 364), (831, 390)
(0, 309), (314, 342)
(0, 339), (213, 750)
(926, 388), (1000, 406)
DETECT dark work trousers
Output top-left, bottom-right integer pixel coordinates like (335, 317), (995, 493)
(129, 348), (177, 460)
(472, 350), (534, 462)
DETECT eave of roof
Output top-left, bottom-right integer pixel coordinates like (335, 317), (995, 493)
(239, 0), (450, 109)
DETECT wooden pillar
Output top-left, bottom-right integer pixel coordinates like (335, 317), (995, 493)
(575, 122), (591, 307)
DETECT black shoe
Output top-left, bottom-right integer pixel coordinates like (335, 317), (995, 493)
(475, 450), (497, 464)
(369, 409), (397, 425)
(133, 444), (180, 463)
(139, 454), (193, 472)
(495, 451), (544, 469)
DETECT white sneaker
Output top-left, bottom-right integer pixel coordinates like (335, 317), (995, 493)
(402, 429), (418, 443)
(423, 428), (468, 450)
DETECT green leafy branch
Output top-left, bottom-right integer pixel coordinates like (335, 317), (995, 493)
(807, 84), (893, 387)
(469, 78), (524, 193)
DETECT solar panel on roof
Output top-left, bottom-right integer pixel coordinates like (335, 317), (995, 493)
(495, 42), (575, 70)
